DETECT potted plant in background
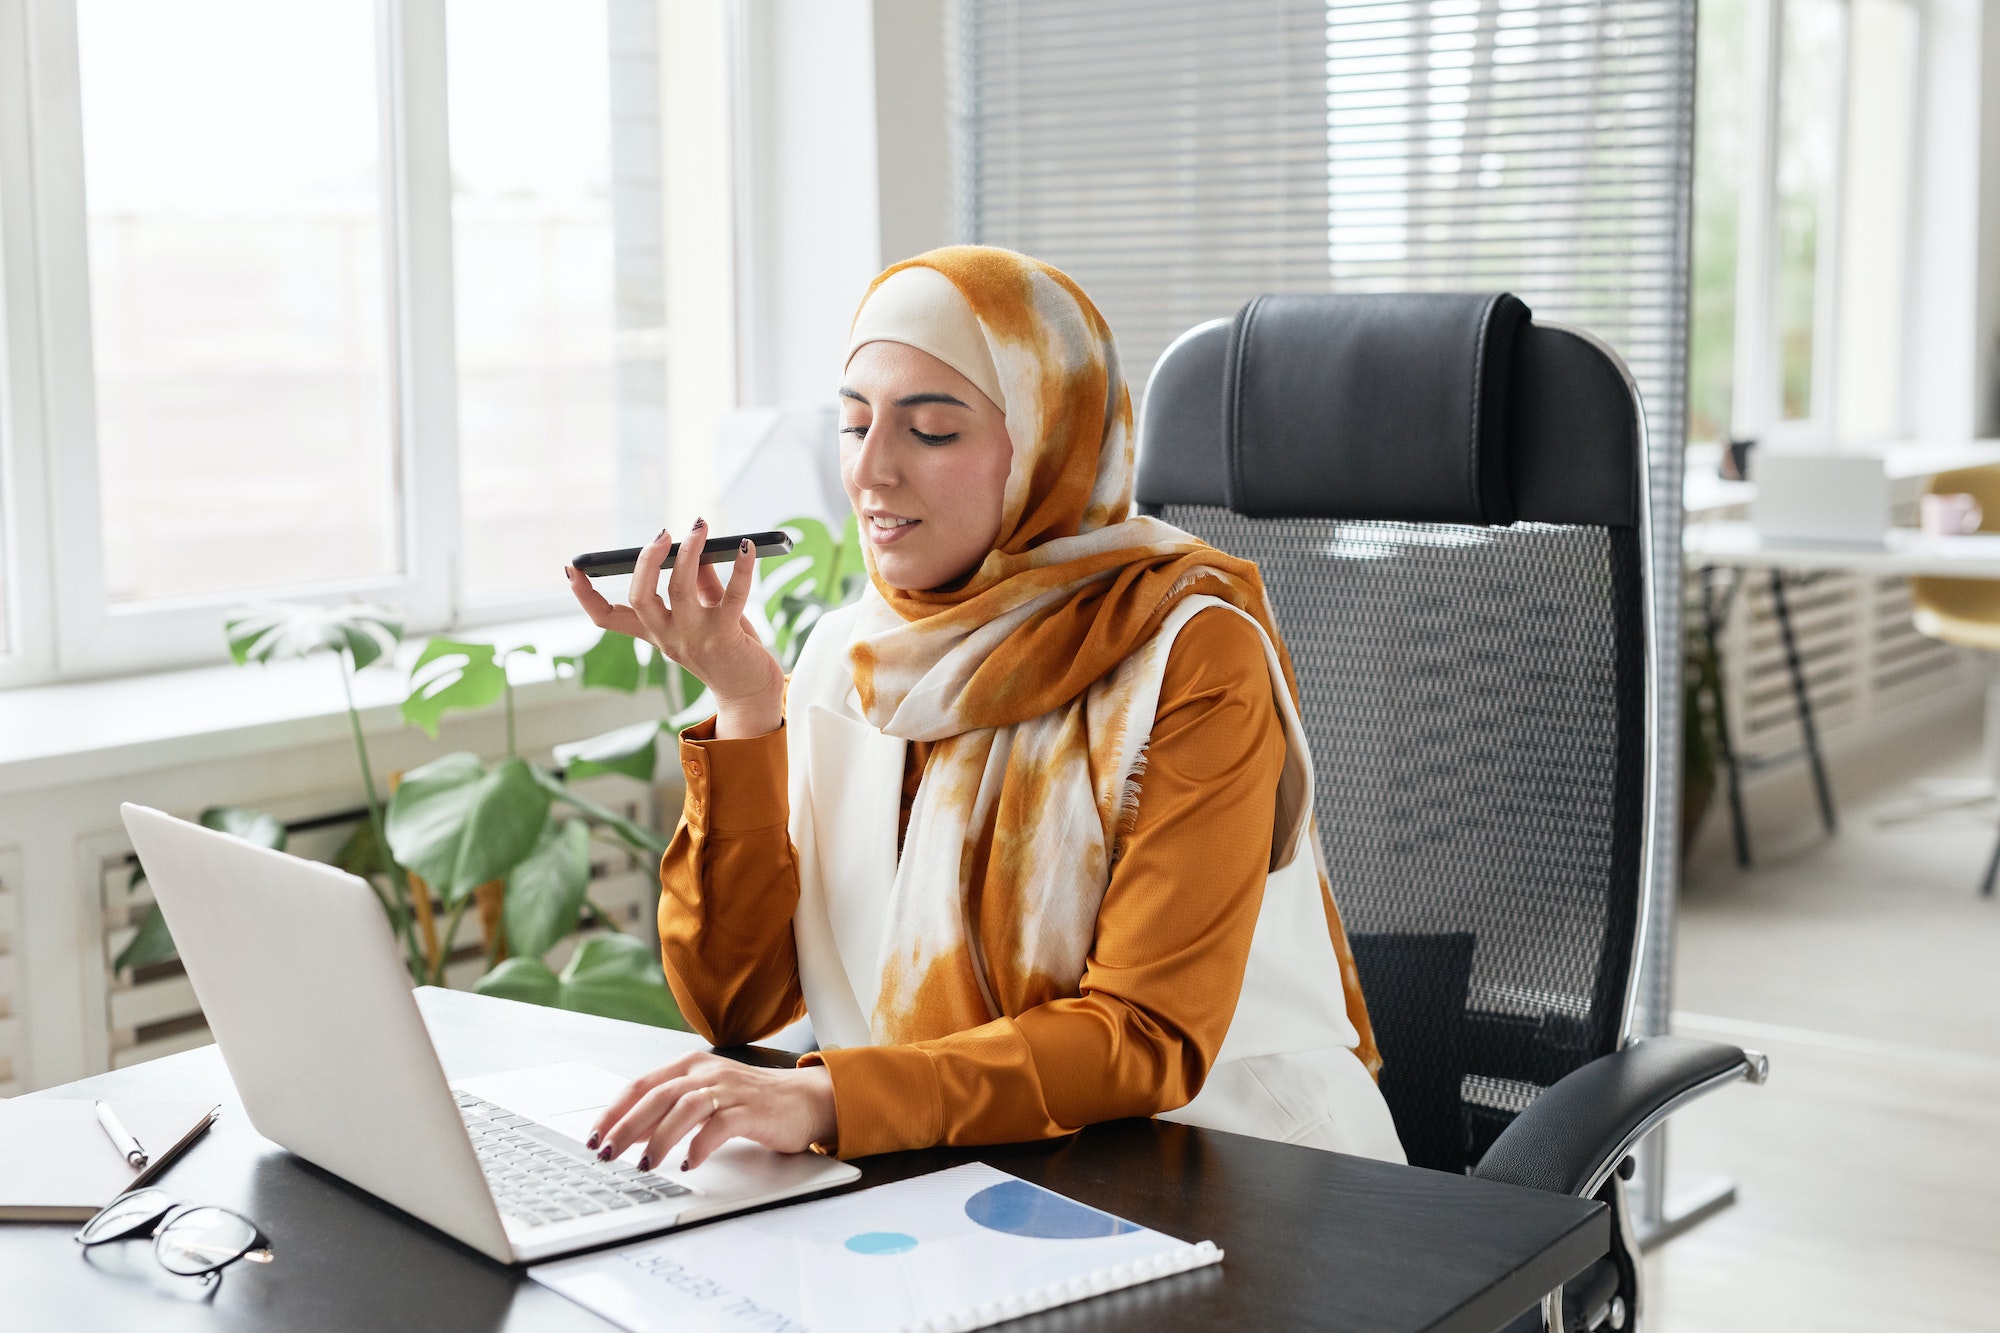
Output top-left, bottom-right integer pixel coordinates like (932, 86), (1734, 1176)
(114, 515), (866, 1030)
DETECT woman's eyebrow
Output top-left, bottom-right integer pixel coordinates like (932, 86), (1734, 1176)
(839, 387), (869, 405)
(894, 391), (971, 409)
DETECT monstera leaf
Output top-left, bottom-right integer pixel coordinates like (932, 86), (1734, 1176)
(114, 806), (288, 974)
(552, 720), (664, 783)
(225, 602), (403, 670)
(475, 933), (684, 1029)
(384, 753), (551, 903)
(555, 629), (641, 693)
(503, 816), (592, 960)
(401, 638), (531, 739)
(762, 515), (865, 667)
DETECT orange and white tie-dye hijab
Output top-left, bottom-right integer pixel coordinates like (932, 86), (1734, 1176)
(844, 246), (1378, 1074)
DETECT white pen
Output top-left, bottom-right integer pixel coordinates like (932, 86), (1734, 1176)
(93, 1100), (148, 1169)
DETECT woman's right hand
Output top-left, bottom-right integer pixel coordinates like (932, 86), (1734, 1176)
(564, 519), (787, 739)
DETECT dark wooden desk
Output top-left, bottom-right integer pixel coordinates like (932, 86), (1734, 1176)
(6, 989), (1603, 1332)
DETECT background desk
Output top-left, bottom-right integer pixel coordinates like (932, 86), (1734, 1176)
(7, 989), (1606, 1333)
(1683, 522), (2000, 865)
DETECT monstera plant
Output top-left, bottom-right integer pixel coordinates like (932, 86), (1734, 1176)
(114, 515), (868, 1030)
(387, 633), (683, 1022)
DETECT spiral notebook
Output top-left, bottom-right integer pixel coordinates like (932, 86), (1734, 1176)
(529, 1162), (1222, 1333)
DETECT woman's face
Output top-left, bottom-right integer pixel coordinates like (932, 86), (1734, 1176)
(840, 341), (1013, 591)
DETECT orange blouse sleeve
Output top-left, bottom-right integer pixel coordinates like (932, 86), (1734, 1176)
(803, 607), (1286, 1157)
(655, 718), (806, 1046)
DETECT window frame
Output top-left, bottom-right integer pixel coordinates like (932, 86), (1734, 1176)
(1724, 0), (1922, 447)
(0, 0), (646, 690)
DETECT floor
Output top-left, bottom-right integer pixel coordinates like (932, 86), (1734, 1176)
(1644, 711), (2000, 1332)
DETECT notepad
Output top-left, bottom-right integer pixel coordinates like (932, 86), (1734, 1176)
(0, 1099), (219, 1221)
(530, 1162), (1222, 1333)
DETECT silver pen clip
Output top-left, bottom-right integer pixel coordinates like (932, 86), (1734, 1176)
(93, 1099), (149, 1170)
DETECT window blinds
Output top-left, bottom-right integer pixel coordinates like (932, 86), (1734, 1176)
(952, 0), (1337, 392)
(953, 0), (1694, 452)
(953, 0), (1696, 1223)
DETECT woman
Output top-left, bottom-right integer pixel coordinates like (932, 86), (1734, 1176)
(566, 246), (1403, 1172)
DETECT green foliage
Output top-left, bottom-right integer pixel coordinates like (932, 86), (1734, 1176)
(331, 816), (389, 880)
(554, 719), (664, 783)
(384, 753), (551, 904)
(114, 805), (288, 975)
(474, 934), (683, 1029)
(563, 628), (708, 722)
(112, 903), (179, 977)
(529, 763), (669, 857)
(556, 629), (642, 693)
(761, 514), (866, 667)
(195, 514), (871, 1026)
(226, 603), (403, 670)
(402, 639), (523, 739)
(503, 816), (593, 960)
(200, 805), (288, 851)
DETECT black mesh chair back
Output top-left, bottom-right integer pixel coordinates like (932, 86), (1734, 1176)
(1136, 294), (1656, 1174)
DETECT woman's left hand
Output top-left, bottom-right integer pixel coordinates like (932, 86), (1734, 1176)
(585, 1053), (837, 1172)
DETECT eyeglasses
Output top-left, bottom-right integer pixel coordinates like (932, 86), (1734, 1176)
(75, 1187), (274, 1282)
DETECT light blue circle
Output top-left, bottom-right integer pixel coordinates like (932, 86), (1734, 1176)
(844, 1231), (918, 1255)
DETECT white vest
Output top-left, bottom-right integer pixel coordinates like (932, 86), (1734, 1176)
(783, 599), (1405, 1162)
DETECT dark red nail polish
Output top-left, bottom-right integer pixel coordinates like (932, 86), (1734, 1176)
(638, 1155), (651, 1172)
(740, 538), (753, 554)
(586, 1133), (600, 1149)
(693, 516), (705, 528)
(656, 528), (667, 541)
(680, 1158), (692, 1172)
(597, 1145), (614, 1161)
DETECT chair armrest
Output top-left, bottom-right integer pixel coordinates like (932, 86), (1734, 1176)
(1472, 1035), (1768, 1197)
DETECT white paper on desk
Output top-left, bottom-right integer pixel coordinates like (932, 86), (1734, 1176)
(529, 1161), (1222, 1333)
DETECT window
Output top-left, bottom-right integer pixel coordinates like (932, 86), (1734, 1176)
(78, 0), (399, 605)
(0, 0), (703, 685)
(1687, 0), (1920, 447)
(447, 0), (670, 600)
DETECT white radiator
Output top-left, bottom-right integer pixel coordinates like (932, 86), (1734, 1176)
(0, 847), (23, 1095)
(98, 778), (663, 1074)
(1699, 569), (1978, 770)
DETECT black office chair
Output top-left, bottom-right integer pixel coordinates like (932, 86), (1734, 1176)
(1135, 293), (1768, 1333)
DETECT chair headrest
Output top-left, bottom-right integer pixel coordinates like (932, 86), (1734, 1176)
(1223, 292), (1529, 524)
(1137, 294), (1641, 529)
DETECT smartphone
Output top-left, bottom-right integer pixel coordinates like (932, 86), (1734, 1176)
(570, 530), (794, 578)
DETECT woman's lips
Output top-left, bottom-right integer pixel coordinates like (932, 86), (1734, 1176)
(867, 515), (921, 546)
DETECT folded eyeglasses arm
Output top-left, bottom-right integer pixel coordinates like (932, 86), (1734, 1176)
(1472, 1034), (1770, 1200)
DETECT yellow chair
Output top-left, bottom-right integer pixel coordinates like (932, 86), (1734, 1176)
(1909, 464), (2000, 895)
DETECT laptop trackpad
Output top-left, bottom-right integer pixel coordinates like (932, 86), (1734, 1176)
(452, 1061), (855, 1215)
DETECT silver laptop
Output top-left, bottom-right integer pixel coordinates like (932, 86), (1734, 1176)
(120, 802), (857, 1265)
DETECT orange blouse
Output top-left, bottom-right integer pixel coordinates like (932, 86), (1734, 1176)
(657, 607), (1289, 1158)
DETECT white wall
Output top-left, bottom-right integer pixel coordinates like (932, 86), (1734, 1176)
(729, 0), (953, 410)
(872, 0), (955, 268)
(733, 0), (883, 408)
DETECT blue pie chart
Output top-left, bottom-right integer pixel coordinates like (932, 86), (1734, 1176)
(963, 1180), (1140, 1239)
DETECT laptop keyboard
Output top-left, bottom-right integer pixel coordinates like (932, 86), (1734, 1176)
(455, 1090), (691, 1229)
